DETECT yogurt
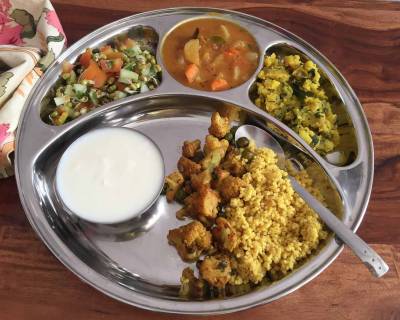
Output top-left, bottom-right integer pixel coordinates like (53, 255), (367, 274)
(56, 128), (164, 224)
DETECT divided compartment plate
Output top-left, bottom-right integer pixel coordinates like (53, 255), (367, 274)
(15, 8), (373, 314)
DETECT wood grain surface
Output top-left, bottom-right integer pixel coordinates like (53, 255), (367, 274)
(1, 1), (399, 319)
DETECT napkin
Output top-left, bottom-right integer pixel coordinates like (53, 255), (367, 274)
(0, 0), (66, 178)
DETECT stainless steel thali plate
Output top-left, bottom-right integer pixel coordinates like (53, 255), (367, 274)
(15, 7), (373, 314)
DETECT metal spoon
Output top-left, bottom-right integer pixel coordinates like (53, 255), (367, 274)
(235, 124), (389, 278)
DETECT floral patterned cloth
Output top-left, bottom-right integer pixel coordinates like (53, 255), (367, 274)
(0, 0), (66, 178)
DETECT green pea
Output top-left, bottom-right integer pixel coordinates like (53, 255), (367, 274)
(224, 132), (233, 142)
(242, 149), (254, 161)
(174, 188), (187, 204)
(236, 137), (249, 148)
(230, 126), (239, 136)
(217, 204), (226, 218)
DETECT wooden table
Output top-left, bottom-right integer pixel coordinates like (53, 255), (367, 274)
(1, 1), (399, 319)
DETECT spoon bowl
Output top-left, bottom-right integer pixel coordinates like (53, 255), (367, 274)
(235, 124), (286, 168)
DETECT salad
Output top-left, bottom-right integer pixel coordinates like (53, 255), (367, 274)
(45, 35), (161, 125)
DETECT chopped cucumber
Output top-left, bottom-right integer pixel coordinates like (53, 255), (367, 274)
(64, 84), (73, 97)
(54, 96), (66, 106)
(125, 45), (141, 56)
(119, 69), (139, 84)
(73, 83), (87, 94)
(54, 96), (70, 107)
(140, 83), (149, 93)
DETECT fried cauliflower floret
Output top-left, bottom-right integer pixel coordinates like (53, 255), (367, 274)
(167, 221), (212, 262)
(196, 186), (220, 222)
(218, 175), (246, 202)
(199, 254), (232, 288)
(190, 170), (212, 190)
(175, 192), (201, 220)
(216, 104), (241, 122)
(208, 112), (230, 138)
(179, 267), (207, 298)
(178, 156), (202, 178)
(201, 136), (229, 171)
(221, 149), (246, 177)
(201, 152), (223, 172)
(184, 186), (220, 223)
(204, 135), (229, 155)
(165, 171), (184, 202)
(182, 139), (201, 158)
(212, 217), (238, 252)
(183, 192), (197, 214)
(211, 167), (230, 190)
(176, 207), (188, 220)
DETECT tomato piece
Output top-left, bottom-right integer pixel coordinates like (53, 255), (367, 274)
(116, 82), (128, 91)
(100, 45), (112, 53)
(100, 60), (112, 72)
(100, 45), (123, 59)
(110, 58), (123, 72)
(107, 51), (124, 59)
(79, 60), (107, 88)
(99, 58), (123, 73)
(79, 49), (92, 68)
(99, 60), (112, 72)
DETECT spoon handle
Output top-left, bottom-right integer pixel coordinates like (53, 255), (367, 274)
(289, 177), (389, 278)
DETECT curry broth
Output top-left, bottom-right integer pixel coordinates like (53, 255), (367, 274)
(162, 18), (260, 91)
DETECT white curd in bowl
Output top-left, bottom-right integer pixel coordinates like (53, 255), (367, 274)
(56, 127), (164, 224)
